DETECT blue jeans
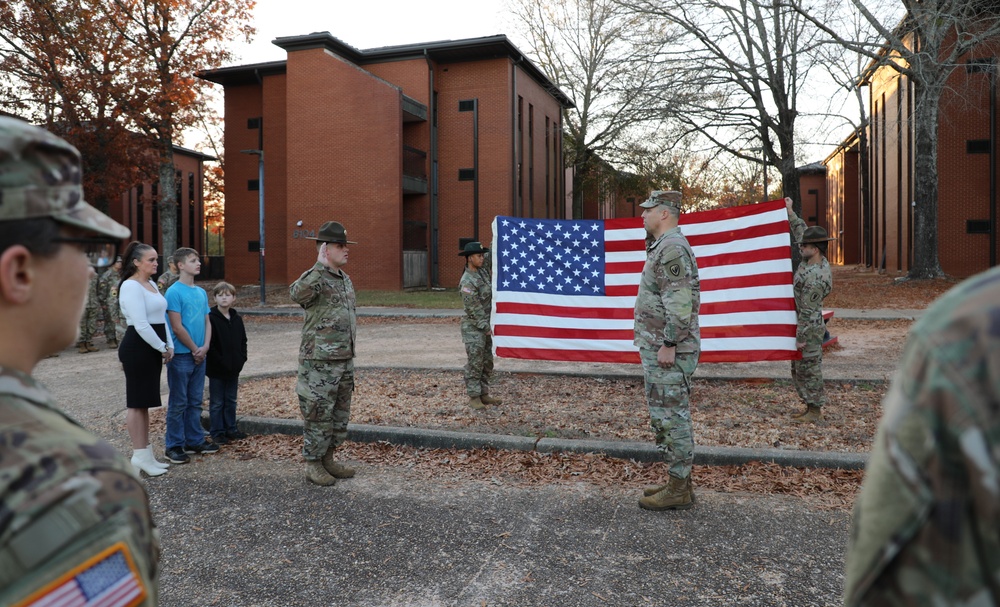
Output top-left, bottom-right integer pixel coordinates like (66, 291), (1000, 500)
(209, 377), (239, 437)
(166, 353), (207, 449)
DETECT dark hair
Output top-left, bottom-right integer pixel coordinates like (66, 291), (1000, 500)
(815, 241), (828, 256)
(118, 241), (155, 290)
(173, 247), (199, 263)
(0, 218), (62, 259)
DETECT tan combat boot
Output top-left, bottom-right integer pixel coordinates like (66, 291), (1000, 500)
(78, 342), (90, 353)
(792, 405), (823, 424)
(86, 342), (99, 352)
(322, 448), (356, 479)
(480, 394), (502, 405)
(468, 396), (486, 410)
(638, 475), (694, 511)
(305, 460), (337, 486)
(643, 482), (668, 497)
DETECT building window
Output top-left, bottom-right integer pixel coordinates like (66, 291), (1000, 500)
(458, 99), (475, 112)
(967, 139), (990, 154)
(189, 172), (196, 247)
(175, 171), (183, 247)
(528, 104), (534, 217)
(248, 179), (260, 191)
(136, 184), (144, 243)
(458, 168), (475, 181)
(151, 182), (159, 251)
(545, 116), (551, 218)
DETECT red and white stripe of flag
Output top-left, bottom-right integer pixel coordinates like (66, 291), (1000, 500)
(492, 199), (799, 364)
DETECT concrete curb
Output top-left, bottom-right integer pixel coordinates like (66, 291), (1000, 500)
(204, 412), (868, 471)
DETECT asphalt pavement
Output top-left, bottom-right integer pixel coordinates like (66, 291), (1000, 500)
(32, 308), (912, 606)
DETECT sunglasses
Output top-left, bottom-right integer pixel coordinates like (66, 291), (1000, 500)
(52, 237), (119, 269)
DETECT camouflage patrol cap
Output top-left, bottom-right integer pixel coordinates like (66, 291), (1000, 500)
(0, 117), (130, 239)
(639, 190), (682, 209)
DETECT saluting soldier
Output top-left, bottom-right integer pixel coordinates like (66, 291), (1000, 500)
(459, 241), (501, 410)
(633, 190), (701, 511)
(785, 197), (833, 423)
(290, 221), (358, 487)
(0, 117), (158, 606)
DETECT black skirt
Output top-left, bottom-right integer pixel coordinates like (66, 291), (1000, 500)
(119, 324), (166, 409)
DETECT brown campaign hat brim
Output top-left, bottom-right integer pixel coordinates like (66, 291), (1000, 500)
(306, 236), (358, 244)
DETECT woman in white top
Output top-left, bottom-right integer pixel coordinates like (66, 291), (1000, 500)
(118, 241), (174, 476)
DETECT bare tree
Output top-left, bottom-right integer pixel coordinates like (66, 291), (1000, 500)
(789, 0), (1000, 278)
(505, 0), (685, 217)
(614, 0), (827, 216)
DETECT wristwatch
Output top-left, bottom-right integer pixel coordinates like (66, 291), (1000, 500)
(662, 340), (676, 348)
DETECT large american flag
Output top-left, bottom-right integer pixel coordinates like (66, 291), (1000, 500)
(491, 199), (798, 364)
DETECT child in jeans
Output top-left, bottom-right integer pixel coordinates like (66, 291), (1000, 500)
(164, 247), (216, 463)
(207, 282), (248, 444)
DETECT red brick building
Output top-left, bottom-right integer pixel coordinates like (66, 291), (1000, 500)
(822, 132), (863, 266)
(858, 41), (1000, 277)
(112, 145), (215, 257)
(200, 33), (572, 290)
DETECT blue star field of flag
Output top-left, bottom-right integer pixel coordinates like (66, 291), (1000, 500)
(496, 217), (606, 295)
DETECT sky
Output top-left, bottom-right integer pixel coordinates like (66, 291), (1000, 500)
(228, 0), (518, 65)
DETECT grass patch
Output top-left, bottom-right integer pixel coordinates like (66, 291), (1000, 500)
(356, 289), (463, 309)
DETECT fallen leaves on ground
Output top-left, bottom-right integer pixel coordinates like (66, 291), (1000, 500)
(239, 369), (885, 453)
(217, 434), (862, 511)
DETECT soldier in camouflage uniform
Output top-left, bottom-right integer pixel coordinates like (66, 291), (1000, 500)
(156, 255), (178, 295)
(98, 256), (124, 347)
(290, 221), (359, 487)
(633, 190), (701, 511)
(785, 197), (833, 424)
(843, 265), (1000, 606)
(0, 116), (158, 606)
(76, 271), (100, 352)
(459, 241), (501, 410)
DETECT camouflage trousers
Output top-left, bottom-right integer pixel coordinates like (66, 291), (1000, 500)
(77, 305), (98, 343)
(296, 359), (354, 460)
(101, 302), (123, 341)
(462, 330), (494, 397)
(791, 353), (825, 407)
(640, 348), (698, 479)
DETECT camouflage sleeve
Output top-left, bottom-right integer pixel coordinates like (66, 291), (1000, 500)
(155, 274), (168, 295)
(461, 276), (490, 331)
(844, 331), (1000, 606)
(796, 272), (827, 343)
(788, 211), (807, 243)
(657, 246), (696, 345)
(289, 265), (323, 308)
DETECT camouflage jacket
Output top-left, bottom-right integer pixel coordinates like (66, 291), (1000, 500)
(633, 227), (701, 354)
(789, 212), (832, 354)
(793, 258), (831, 353)
(844, 266), (1000, 606)
(460, 267), (491, 335)
(97, 268), (118, 308)
(290, 262), (357, 362)
(0, 367), (159, 606)
(156, 271), (177, 296)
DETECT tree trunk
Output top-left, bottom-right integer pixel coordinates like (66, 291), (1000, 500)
(857, 126), (872, 268)
(157, 144), (177, 257)
(909, 82), (945, 279)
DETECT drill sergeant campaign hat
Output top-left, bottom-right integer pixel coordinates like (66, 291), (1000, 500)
(306, 221), (357, 244)
(638, 190), (683, 209)
(0, 116), (130, 239)
(798, 225), (836, 244)
(459, 241), (489, 256)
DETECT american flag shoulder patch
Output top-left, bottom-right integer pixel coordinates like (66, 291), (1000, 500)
(14, 541), (146, 607)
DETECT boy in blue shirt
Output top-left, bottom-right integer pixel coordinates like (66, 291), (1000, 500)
(164, 247), (216, 464)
